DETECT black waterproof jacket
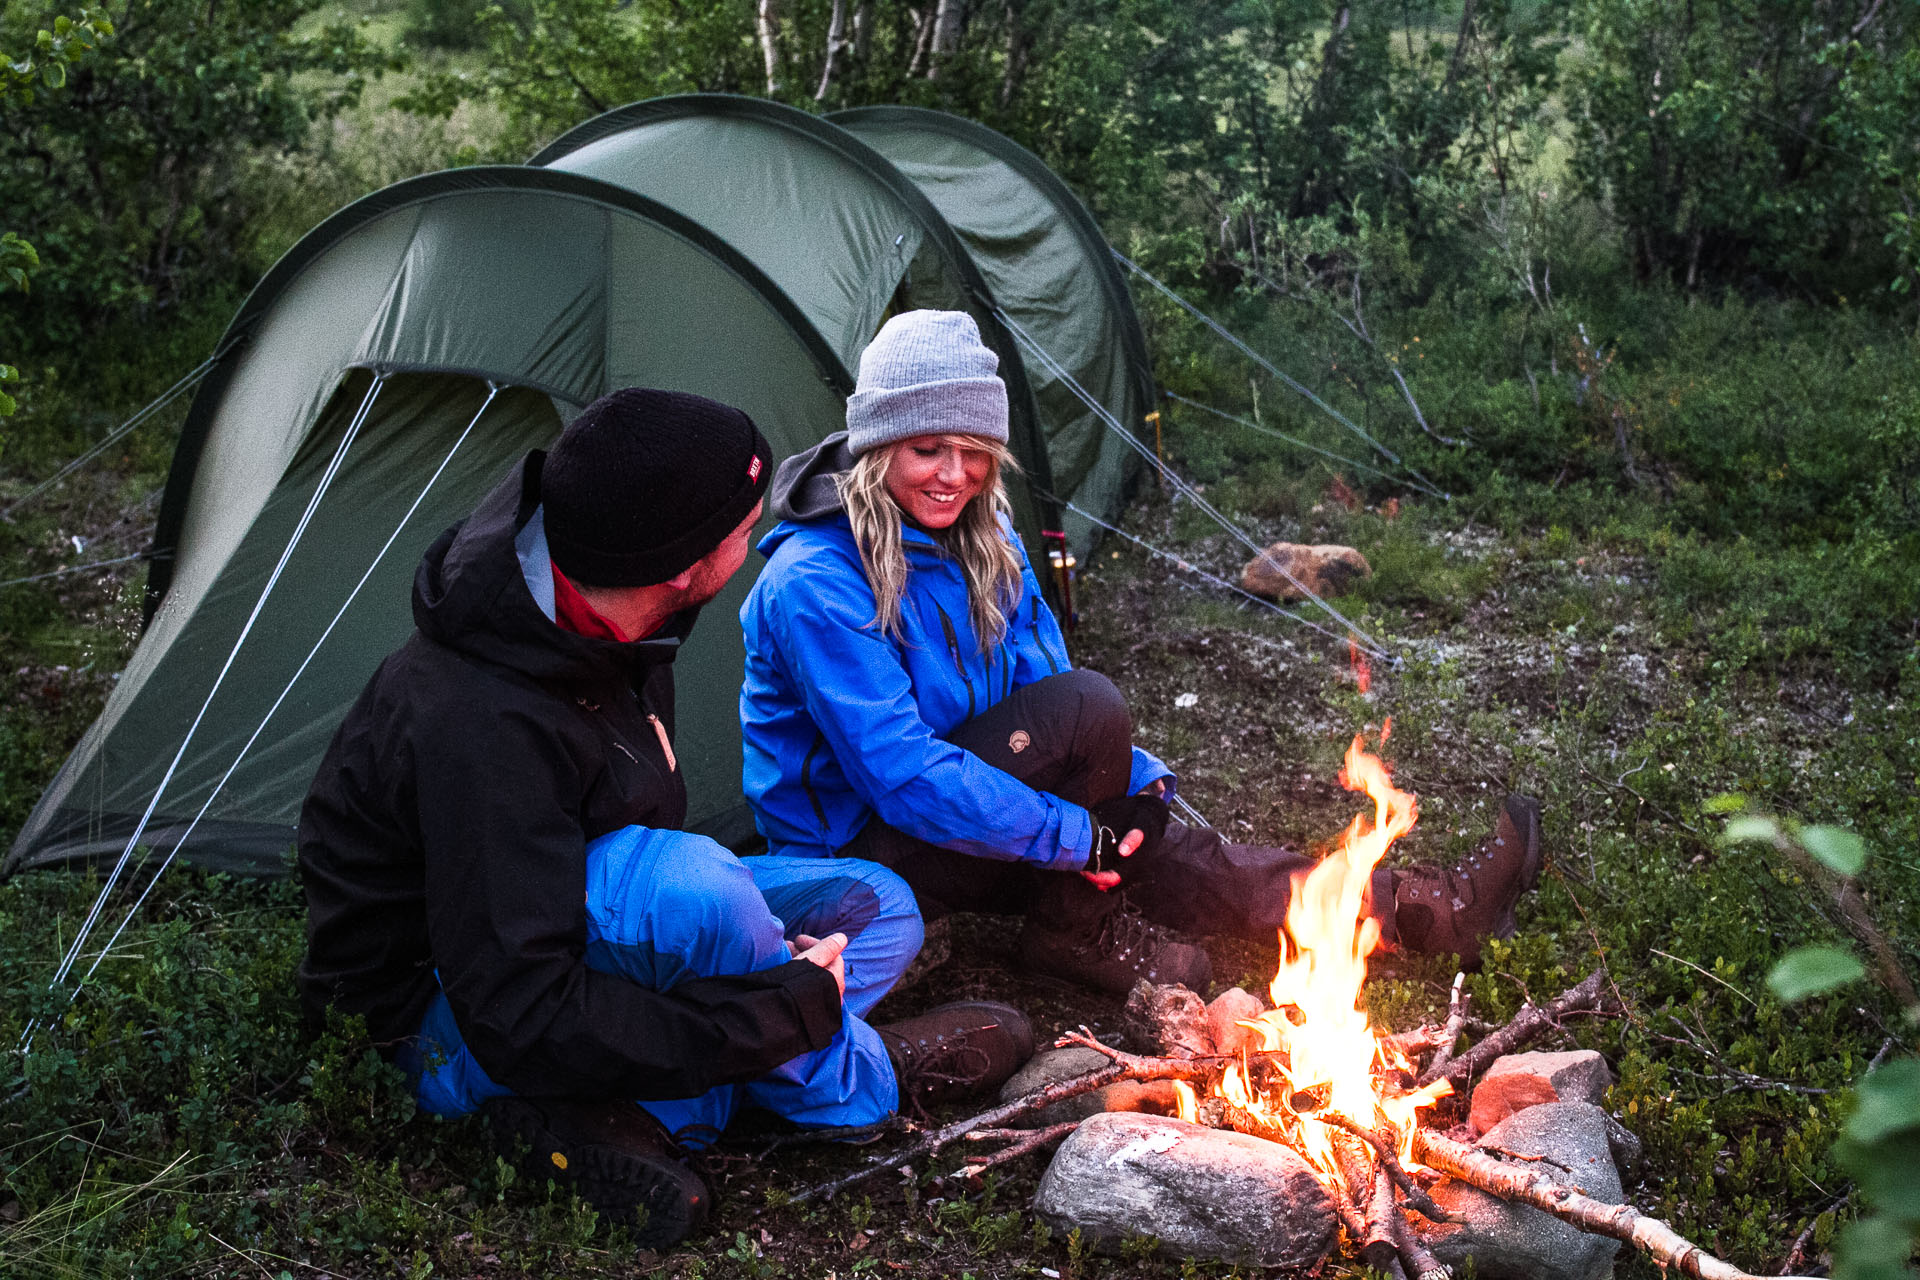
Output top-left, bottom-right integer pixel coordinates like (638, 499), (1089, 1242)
(296, 454), (842, 1100)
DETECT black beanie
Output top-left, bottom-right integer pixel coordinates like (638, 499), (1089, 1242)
(541, 388), (774, 587)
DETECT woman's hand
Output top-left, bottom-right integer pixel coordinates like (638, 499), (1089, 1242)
(1080, 826), (1144, 891)
(789, 932), (848, 1000)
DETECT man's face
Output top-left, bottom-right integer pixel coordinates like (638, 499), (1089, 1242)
(677, 499), (764, 606)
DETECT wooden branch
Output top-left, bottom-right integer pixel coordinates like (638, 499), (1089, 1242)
(1318, 1112), (1450, 1222)
(1777, 839), (1919, 1011)
(1414, 970), (1611, 1090)
(1428, 972), (1469, 1077)
(788, 1032), (1215, 1202)
(1391, 1200), (1452, 1280)
(954, 1121), (1078, 1178)
(1360, 1164), (1399, 1272)
(1413, 1128), (1817, 1280)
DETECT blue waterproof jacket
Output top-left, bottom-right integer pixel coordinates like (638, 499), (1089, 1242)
(740, 434), (1171, 869)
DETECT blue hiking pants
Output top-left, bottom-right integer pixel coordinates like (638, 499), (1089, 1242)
(401, 827), (921, 1143)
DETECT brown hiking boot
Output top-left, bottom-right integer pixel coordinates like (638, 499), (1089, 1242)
(875, 1000), (1035, 1108)
(481, 1095), (710, 1248)
(1018, 905), (1214, 994)
(1392, 794), (1544, 968)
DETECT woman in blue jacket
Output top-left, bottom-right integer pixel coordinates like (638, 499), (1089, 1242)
(740, 311), (1541, 992)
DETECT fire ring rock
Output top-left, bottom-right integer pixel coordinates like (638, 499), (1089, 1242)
(1416, 1101), (1625, 1280)
(1033, 1112), (1339, 1268)
(996, 1046), (1180, 1128)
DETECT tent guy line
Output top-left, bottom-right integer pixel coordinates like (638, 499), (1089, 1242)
(67, 384), (506, 1002)
(1, 349), (228, 521)
(1112, 249), (1451, 501)
(1162, 390), (1448, 500)
(996, 307), (1394, 662)
(22, 375), (387, 1050)
(1042, 487), (1387, 661)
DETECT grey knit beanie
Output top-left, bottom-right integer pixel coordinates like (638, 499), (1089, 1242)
(845, 310), (1009, 456)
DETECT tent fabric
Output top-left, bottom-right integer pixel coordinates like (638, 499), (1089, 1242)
(7, 169), (850, 876)
(6, 102), (1156, 880)
(832, 107), (1155, 554)
(529, 94), (1058, 562)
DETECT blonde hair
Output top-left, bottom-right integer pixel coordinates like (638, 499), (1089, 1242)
(836, 435), (1024, 650)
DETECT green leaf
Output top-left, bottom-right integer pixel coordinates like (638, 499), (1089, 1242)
(1845, 1059), (1920, 1146)
(0, 386), (15, 417)
(1722, 815), (1779, 843)
(40, 59), (65, 90)
(1833, 1214), (1917, 1280)
(1767, 945), (1865, 1002)
(1800, 825), (1868, 877)
(1702, 793), (1748, 814)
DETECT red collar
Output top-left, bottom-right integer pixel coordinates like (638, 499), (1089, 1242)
(549, 560), (631, 643)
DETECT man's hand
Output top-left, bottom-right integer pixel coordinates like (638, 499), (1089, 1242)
(790, 932), (848, 1000)
(1138, 778), (1169, 799)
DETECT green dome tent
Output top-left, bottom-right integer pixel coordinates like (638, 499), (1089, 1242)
(5, 98), (1155, 881)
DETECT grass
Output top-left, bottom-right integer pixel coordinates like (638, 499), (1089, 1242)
(0, 26), (1915, 1269)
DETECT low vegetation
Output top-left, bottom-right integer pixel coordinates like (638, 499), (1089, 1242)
(1, 0), (1915, 1274)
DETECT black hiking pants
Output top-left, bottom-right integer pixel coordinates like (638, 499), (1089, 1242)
(837, 670), (1397, 942)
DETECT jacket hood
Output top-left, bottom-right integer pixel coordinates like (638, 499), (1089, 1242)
(769, 432), (855, 523)
(412, 453), (689, 688)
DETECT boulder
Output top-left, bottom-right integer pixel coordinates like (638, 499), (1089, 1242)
(1034, 1112), (1339, 1268)
(1205, 987), (1267, 1059)
(1470, 1051), (1615, 1136)
(1416, 1101), (1625, 1280)
(1240, 543), (1372, 601)
(1123, 981), (1213, 1058)
(997, 1046), (1180, 1129)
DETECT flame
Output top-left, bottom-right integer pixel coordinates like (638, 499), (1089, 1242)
(1201, 728), (1447, 1189)
(1172, 1080), (1199, 1124)
(1348, 639), (1371, 694)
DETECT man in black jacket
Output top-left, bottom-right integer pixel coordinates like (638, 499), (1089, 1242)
(298, 389), (1032, 1248)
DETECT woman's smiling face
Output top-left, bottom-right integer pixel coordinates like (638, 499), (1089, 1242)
(884, 435), (993, 530)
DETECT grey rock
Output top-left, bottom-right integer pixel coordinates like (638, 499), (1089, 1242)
(1482, 1050), (1615, 1105)
(1417, 1101), (1625, 1280)
(1601, 1111), (1645, 1174)
(996, 1046), (1179, 1128)
(1034, 1112), (1338, 1268)
(1123, 981), (1212, 1058)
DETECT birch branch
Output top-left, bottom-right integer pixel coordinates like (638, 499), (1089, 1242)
(788, 1032), (1216, 1202)
(1412, 1128), (1818, 1280)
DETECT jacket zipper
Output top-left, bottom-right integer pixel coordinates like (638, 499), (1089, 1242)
(799, 732), (830, 833)
(1031, 597), (1060, 674)
(934, 601), (976, 720)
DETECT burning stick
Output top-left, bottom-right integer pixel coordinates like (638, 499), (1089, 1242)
(1360, 1164), (1401, 1273)
(1412, 1128), (1817, 1280)
(1390, 1205), (1451, 1280)
(1317, 1111), (1450, 1222)
(788, 1033), (1216, 1202)
(1414, 970), (1612, 1090)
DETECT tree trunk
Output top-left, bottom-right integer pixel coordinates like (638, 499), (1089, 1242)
(757, 0), (784, 94)
(925, 0), (967, 78)
(907, 1), (937, 77)
(997, 0), (1030, 107)
(852, 0), (874, 70)
(815, 0), (849, 100)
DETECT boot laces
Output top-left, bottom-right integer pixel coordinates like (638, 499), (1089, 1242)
(1088, 904), (1165, 965)
(896, 1022), (997, 1098)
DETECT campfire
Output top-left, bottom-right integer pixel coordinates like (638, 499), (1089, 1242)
(1175, 729), (1451, 1178)
(798, 733), (1810, 1280)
